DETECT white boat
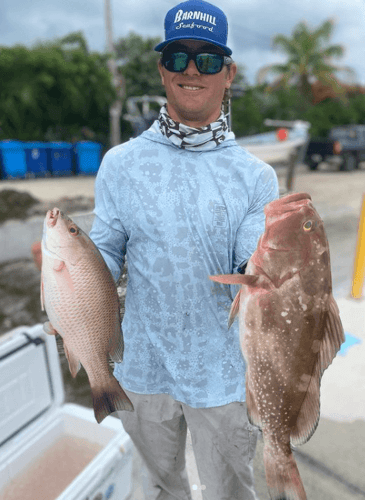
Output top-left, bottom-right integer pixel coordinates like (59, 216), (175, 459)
(236, 119), (310, 165)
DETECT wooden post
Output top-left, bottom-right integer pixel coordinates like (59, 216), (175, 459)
(351, 193), (365, 299)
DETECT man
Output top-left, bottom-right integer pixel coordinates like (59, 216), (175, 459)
(89, 0), (279, 498)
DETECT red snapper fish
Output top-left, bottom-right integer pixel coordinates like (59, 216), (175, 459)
(210, 192), (344, 500)
(41, 208), (134, 423)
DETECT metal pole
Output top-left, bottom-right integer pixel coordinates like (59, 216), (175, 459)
(104, 0), (122, 147)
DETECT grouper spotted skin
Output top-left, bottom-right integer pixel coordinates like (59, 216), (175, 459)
(41, 208), (134, 423)
(210, 192), (344, 500)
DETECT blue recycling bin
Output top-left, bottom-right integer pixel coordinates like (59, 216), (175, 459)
(0, 140), (27, 179)
(24, 142), (50, 178)
(49, 142), (74, 176)
(75, 141), (102, 175)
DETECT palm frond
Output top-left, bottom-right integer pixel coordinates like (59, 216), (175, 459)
(330, 64), (358, 83)
(321, 44), (345, 59)
(257, 17), (357, 99)
(256, 63), (292, 84)
(272, 34), (298, 57)
(313, 19), (335, 43)
(292, 21), (310, 40)
(256, 65), (299, 88)
(314, 70), (347, 101)
(256, 64), (276, 84)
(314, 61), (357, 81)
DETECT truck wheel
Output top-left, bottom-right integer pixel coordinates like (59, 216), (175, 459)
(355, 151), (361, 169)
(308, 160), (319, 171)
(341, 153), (356, 171)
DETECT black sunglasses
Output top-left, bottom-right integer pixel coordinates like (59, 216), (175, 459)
(161, 51), (232, 75)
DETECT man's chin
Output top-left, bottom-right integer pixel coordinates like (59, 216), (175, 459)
(174, 108), (216, 128)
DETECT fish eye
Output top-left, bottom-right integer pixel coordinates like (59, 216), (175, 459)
(303, 220), (313, 232)
(69, 226), (78, 235)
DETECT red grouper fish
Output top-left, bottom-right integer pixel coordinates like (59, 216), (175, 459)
(210, 192), (344, 500)
(41, 208), (134, 423)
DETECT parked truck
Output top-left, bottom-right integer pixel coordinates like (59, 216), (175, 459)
(304, 124), (365, 171)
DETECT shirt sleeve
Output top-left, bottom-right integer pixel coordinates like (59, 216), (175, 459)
(89, 158), (128, 282)
(233, 165), (279, 272)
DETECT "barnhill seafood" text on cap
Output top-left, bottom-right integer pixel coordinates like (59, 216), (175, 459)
(154, 0), (232, 56)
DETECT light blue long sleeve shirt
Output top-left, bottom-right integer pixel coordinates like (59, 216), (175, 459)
(89, 122), (279, 408)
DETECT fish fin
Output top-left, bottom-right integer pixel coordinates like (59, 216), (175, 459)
(319, 294), (345, 371)
(91, 375), (134, 424)
(290, 362), (321, 447)
(108, 309), (124, 363)
(109, 333), (124, 363)
(264, 444), (307, 500)
(40, 272), (45, 311)
(291, 295), (344, 447)
(43, 321), (58, 336)
(53, 259), (65, 272)
(228, 290), (241, 329)
(63, 341), (81, 378)
(209, 273), (259, 286)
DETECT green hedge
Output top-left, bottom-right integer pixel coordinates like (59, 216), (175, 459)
(231, 85), (365, 138)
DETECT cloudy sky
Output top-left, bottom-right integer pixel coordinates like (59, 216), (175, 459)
(1, 0), (364, 85)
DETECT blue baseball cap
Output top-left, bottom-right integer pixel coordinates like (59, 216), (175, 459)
(154, 0), (232, 56)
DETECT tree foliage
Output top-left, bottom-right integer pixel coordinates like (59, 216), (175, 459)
(231, 18), (362, 139)
(303, 93), (365, 136)
(115, 32), (164, 99)
(0, 28), (363, 146)
(257, 19), (356, 102)
(0, 32), (115, 145)
(231, 84), (365, 138)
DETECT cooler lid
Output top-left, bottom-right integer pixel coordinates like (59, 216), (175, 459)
(0, 324), (64, 447)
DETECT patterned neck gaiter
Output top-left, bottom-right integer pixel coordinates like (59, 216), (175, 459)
(158, 104), (229, 151)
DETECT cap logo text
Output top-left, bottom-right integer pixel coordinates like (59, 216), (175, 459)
(174, 10), (217, 26)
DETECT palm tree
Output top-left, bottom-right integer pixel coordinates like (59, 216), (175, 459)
(257, 19), (356, 102)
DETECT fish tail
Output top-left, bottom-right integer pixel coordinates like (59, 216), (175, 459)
(91, 375), (134, 424)
(264, 445), (306, 500)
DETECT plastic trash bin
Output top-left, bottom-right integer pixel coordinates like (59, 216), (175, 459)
(0, 140), (27, 179)
(75, 141), (102, 175)
(24, 141), (50, 178)
(49, 142), (74, 176)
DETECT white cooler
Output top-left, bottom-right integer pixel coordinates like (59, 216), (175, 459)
(0, 324), (133, 500)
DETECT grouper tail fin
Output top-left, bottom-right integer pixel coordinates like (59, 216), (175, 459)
(264, 444), (307, 500)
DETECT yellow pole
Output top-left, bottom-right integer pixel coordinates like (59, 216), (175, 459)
(351, 193), (365, 299)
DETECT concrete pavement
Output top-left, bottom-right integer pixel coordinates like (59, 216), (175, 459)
(320, 297), (365, 423)
(1, 165), (365, 499)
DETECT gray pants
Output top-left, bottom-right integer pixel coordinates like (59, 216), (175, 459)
(119, 389), (259, 500)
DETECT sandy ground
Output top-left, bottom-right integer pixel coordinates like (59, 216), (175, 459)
(0, 175), (96, 202)
(1, 162), (364, 209)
